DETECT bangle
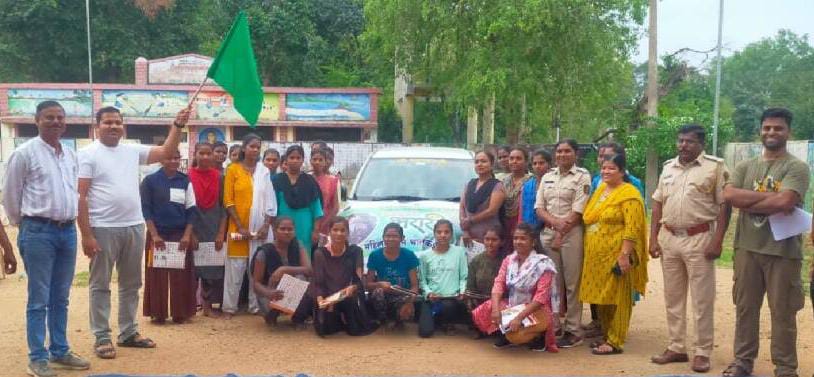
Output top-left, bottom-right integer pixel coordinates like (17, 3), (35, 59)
(173, 121), (185, 129)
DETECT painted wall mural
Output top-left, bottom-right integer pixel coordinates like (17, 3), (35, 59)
(7, 89), (92, 117)
(101, 90), (188, 118)
(285, 93), (370, 121)
(260, 93), (280, 121)
(195, 92), (243, 121)
(197, 127), (226, 143)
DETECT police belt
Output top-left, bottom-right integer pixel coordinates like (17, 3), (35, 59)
(664, 222), (710, 237)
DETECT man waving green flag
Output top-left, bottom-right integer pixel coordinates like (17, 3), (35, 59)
(207, 11), (263, 126)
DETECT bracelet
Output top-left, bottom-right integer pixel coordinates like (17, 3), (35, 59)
(173, 121), (185, 129)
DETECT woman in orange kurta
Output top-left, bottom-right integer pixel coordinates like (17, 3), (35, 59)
(222, 134), (277, 318)
(580, 153), (648, 355)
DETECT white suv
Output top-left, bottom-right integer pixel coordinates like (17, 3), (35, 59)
(340, 147), (475, 256)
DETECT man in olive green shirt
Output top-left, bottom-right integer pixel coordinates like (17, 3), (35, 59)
(722, 108), (809, 377)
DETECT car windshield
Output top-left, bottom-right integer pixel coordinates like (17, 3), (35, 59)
(354, 157), (475, 201)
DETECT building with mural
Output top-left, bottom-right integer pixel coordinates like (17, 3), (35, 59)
(0, 54), (380, 163)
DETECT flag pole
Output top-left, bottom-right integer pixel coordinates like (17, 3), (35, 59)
(187, 77), (208, 109)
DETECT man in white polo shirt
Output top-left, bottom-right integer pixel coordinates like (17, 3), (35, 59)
(78, 106), (189, 360)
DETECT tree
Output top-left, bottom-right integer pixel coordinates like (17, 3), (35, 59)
(721, 30), (814, 140)
(363, 0), (647, 144)
(625, 59), (735, 179)
(0, 0), (221, 83)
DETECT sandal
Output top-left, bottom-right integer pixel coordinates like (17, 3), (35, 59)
(722, 363), (751, 377)
(591, 343), (623, 355)
(117, 333), (156, 348)
(94, 340), (116, 359)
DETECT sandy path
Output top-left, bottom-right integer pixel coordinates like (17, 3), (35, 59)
(0, 249), (812, 376)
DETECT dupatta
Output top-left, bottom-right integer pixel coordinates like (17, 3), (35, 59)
(583, 182), (648, 296)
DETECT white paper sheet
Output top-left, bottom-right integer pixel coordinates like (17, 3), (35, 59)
(499, 304), (536, 334)
(193, 242), (226, 267)
(269, 274), (310, 314)
(152, 242), (186, 269)
(768, 208), (812, 241)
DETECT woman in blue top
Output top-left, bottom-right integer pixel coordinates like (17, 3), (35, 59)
(272, 145), (324, 256)
(140, 150), (197, 324)
(518, 148), (552, 235)
(365, 223), (419, 329)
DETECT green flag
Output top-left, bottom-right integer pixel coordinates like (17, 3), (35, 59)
(207, 11), (263, 126)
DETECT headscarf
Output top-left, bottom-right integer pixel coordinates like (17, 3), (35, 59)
(188, 167), (221, 210)
(465, 178), (499, 214)
(583, 182), (649, 296)
(272, 172), (323, 209)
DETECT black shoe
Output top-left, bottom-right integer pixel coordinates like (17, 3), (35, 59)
(556, 332), (583, 348)
(493, 335), (512, 349)
(528, 338), (547, 352)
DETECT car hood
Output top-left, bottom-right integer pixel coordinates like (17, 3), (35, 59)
(339, 200), (461, 256)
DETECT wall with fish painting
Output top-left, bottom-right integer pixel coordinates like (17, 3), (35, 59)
(285, 93), (370, 121)
(6, 89), (92, 117)
(101, 90), (189, 118)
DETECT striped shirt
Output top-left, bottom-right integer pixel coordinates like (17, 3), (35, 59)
(2, 137), (78, 225)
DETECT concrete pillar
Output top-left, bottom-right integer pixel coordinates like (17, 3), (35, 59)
(0, 121), (15, 162)
(134, 57), (149, 86)
(400, 96), (415, 143)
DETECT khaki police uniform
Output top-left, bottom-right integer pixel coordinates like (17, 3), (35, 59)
(535, 165), (591, 336)
(652, 154), (728, 358)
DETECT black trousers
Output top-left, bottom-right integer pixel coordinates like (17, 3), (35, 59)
(418, 298), (468, 338)
(314, 296), (378, 337)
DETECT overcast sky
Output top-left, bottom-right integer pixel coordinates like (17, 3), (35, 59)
(632, 0), (814, 67)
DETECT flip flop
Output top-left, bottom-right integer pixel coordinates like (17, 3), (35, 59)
(94, 340), (116, 359)
(117, 333), (156, 348)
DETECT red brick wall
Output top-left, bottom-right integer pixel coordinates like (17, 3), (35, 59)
(135, 57), (148, 86)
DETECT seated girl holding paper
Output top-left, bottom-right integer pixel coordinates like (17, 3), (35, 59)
(471, 223), (559, 352)
(252, 216), (313, 327)
(312, 216), (378, 336)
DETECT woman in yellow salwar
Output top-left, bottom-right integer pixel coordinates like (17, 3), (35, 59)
(580, 153), (648, 355)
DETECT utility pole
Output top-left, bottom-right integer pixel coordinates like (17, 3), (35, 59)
(645, 0), (659, 204)
(86, 0), (94, 133)
(712, 0), (724, 155)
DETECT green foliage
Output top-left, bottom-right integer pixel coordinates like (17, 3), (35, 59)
(363, 0), (647, 144)
(0, 0), (222, 83)
(721, 30), (814, 141)
(0, 2), (811, 150)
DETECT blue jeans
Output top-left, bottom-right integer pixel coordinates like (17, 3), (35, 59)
(18, 218), (77, 362)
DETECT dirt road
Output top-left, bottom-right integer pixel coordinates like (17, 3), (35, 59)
(1, 251), (812, 376)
